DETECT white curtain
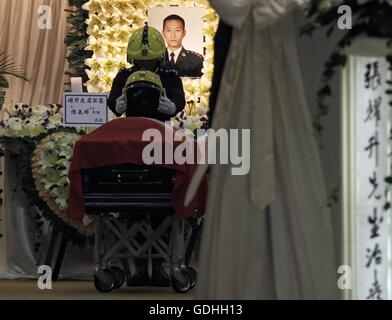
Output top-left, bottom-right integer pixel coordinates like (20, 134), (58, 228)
(196, 0), (339, 299)
(0, 0), (69, 106)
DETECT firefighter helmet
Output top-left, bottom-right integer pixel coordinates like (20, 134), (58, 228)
(122, 70), (164, 118)
(127, 24), (166, 62)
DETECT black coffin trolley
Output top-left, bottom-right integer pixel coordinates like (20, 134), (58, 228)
(82, 163), (198, 293)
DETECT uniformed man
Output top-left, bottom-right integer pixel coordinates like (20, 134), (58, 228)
(107, 25), (185, 287)
(162, 14), (204, 78)
(108, 25), (186, 121)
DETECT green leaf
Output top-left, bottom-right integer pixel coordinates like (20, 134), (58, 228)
(385, 176), (392, 184)
(0, 74), (9, 88)
(64, 0), (90, 81)
(0, 91), (6, 111)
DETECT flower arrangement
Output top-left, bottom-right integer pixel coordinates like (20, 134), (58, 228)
(32, 131), (94, 236)
(0, 104), (95, 240)
(81, 0), (219, 132)
(172, 77), (210, 135)
(303, 0), (392, 133)
(0, 103), (63, 138)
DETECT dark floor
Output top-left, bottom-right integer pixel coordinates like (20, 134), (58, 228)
(0, 280), (195, 300)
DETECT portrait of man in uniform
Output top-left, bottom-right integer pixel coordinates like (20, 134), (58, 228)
(161, 14), (204, 78)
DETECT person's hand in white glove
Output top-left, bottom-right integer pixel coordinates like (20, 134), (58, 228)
(158, 95), (176, 116)
(115, 94), (126, 115)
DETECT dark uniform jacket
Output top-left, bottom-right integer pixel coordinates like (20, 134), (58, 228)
(108, 66), (186, 122)
(165, 48), (204, 78)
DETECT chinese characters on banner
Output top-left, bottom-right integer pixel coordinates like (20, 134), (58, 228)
(63, 93), (109, 127)
(356, 57), (390, 300)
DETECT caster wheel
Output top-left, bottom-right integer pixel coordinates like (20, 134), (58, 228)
(110, 266), (125, 290)
(94, 269), (115, 293)
(185, 266), (197, 289)
(171, 270), (192, 294)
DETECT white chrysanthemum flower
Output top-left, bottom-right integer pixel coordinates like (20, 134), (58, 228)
(46, 113), (62, 129)
(30, 105), (48, 116)
(42, 167), (61, 190)
(53, 186), (70, 210)
(197, 105), (208, 116)
(7, 117), (23, 132)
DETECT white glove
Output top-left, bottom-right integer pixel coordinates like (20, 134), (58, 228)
(158, 95), (176, 116)
(115, 94), (126, 114)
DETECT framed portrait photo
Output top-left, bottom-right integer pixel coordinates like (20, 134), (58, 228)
(148, 6), (205, 78)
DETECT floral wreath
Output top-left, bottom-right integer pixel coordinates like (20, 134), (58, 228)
(32, 130), (94, 237)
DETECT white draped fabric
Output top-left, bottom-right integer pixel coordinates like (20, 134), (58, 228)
(0, 153), (94, 279)
(195, 0), (339, 299)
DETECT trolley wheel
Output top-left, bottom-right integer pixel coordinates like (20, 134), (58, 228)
(185, 266), (197, 289)
(110, 266), (125, 289)
(94, 269), (115, 293)
(171, 270), (192, 294)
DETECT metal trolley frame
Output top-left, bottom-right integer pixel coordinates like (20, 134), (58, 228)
(82, 164), (199, 293)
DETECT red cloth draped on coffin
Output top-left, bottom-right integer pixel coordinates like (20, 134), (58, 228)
(67, 117), (207, 221)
